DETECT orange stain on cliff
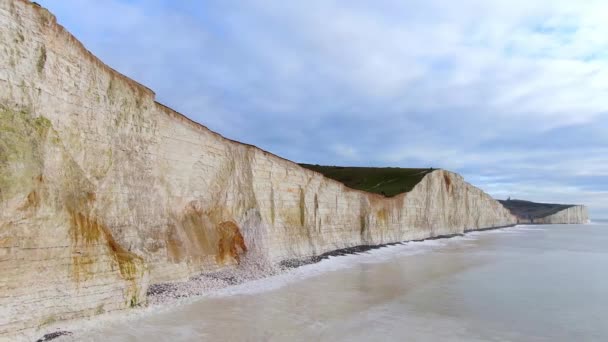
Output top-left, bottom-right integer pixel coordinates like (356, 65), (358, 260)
(103, 226), (143, 281)
(166, 205), (248, 266)
(69, 210), (143, 282)
(444, 173), (452, 193)
(18, 190), (40, 211)
(166, 205), (219, 263)
(216, 221), (247, 265)
(86, 191), (96, 202)
(166, 223), (185, 263)
(376, 208), (389, 225)
(69, 211), (101, 246)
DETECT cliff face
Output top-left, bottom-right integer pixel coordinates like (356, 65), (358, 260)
(0, 1), (518, 338)
(499, 200), (589, 225)
(527, 205), (589, 224)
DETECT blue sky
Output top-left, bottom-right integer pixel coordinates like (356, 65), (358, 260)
(38, 0), (608, 218)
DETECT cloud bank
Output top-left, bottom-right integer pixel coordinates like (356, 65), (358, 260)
(39, 0), (608, 218)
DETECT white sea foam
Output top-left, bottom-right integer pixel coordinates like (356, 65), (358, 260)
(209, 239), (452, 297)
(512, 225), (547, 231)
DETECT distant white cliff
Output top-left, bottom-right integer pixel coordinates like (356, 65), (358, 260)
(499, 199), (589, 225)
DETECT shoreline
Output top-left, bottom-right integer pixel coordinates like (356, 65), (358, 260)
(33, 223), (527, 341)
(148, 224), (520, 300)
(282, 223), (518, 269)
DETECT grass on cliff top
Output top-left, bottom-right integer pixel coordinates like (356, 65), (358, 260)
(299, 164), (435, 197)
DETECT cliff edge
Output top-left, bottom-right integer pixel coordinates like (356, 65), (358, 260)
(0, 1), (521, 339)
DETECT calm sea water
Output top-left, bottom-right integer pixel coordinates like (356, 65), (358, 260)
(72, 223), (607, 341)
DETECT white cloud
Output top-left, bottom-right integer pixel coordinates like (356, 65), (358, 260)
(38, 0), (608, 215)
(330, 144), (359, 160)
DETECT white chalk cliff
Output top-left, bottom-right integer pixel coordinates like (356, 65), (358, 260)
(538, 205), (589, 224)
(498, 199), (590, 225)
(521, 205), (589, 225)
(2, 1), (584, 339)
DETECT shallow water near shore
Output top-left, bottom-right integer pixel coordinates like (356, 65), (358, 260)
(62, 223), (607, 341)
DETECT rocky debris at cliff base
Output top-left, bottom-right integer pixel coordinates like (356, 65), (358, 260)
(146, 254), (282, 305)
(280, 242), (406, 268)
(146, 243), (414, 304)
(147, 236), (472, 304)
(280, 232), (473, 269)
(146, 242), (412, 304)
(35, 331), (72, 342)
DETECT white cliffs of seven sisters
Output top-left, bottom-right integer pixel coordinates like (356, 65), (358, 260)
(0, 0), (588, 339)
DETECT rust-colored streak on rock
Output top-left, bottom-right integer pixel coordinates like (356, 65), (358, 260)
(444, 173), (452, 193)
(165, 223), (184, 263)
(68, 209), (100, 283)
(69, 210), (143, 282)
(18, 175), (46, 211)
(165, 205), (221, 263)
(69, 211), (101, 246)
(216, 221), (247, 265)
(101, 225), (143, 281)
(86, 191), (96, 202)
(182, 207), (217, 254)
(19, 190), (40, 211)
(376, 208), (388, 226)
(166, 204), (242, 264)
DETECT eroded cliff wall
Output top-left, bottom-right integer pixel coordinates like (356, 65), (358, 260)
(0, 0), (516, 338)
(499, 200), (589, 225)
(530, 205), (589, 224)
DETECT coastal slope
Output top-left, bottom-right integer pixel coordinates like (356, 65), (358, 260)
(0, 1), (520, 338)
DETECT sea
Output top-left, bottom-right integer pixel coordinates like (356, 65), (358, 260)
(59, 222), (607, 342)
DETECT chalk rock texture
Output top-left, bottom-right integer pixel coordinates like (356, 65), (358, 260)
(499, 199), (589, 225)
(0, 1), (520, 339)
(528, 205), (589, 225)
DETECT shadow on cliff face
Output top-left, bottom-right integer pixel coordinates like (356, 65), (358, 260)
(498, 199), (575, 221)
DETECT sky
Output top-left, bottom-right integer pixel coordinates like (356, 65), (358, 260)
(38, 0), (608, 218)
